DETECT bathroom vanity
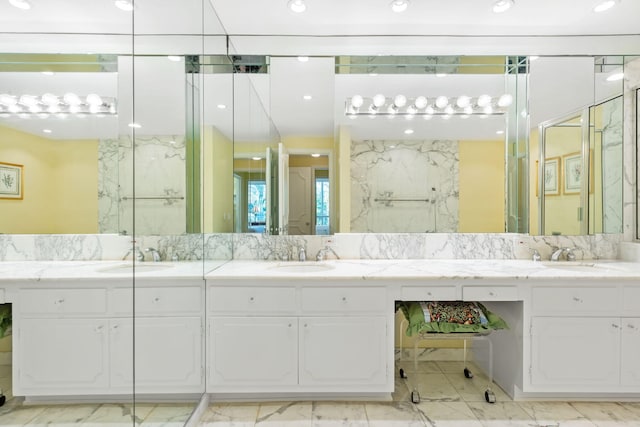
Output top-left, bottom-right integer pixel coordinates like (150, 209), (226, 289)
(2, 258), (640, 402)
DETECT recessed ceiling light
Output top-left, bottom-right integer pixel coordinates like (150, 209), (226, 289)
(114, 0), (134, 12)
(593, 0), (616, 12)
(404, 129), (414, 135)
(167, 55), (181, 62)
(303, 95), (312, 100)
(606, 72), (624, 81)
(217, 104), (227, 109)
(311, 153), (321, 158)
(252, 157), (262, 161)
(9, 0), (31, 10)
(41, 71), (54, 76)
(436, 73), (447, 78)
(492, 0), (514, 13)
(128, 123), (141, 128)
(496, 130), (505, 135)
(297, 56), (309, 62)
(43, 129), (52, 134)
(390, 0), (409, 13)
(288, 0), (306, 13)
(529, 56), (540, 61)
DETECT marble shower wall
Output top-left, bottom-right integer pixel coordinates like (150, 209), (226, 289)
(98, 135), (186, 236)
(602, 96), (623, 233)
(623, 57), (640, 241)
(351, 140), (458, 233)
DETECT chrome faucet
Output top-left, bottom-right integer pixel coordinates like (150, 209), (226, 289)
(316, 245), (340, 261)
(550, 247), (576, 262)
(299, 247), (306, 262)
(123, 245), (145, 262)
(145, 247), (161, 262)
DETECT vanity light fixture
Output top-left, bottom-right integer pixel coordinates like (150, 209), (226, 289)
(492, 0), (514, 13)
(9, 0), (31, 10)
(0, 92), (118, 117)
(593, 0), (617, 12)
(345, 94), (513, 118)
(390, 0), (409, 13)
(114, 0), (134, 11)
(288, 0), (306, 13)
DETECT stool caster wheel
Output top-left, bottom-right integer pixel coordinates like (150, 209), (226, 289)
(464, 368), (473, 379)
(410, 390), (421, 404)
(399, 368), (407, 379)
(485, 389), (496, 404)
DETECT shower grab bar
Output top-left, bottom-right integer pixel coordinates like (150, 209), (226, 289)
(120, 196), (185, 201)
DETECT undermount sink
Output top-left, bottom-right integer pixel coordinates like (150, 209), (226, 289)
(269, 262), (334, 273)
(98, 263), (174, 274)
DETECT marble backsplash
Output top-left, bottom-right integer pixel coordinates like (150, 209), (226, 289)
(0, 232), (622, 263)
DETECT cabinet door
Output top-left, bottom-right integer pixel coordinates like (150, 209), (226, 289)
(531, 317), (620, 387)
(17, 318), (109, 394)
(110, 317), (203, 393)
(299, 316), (387, 386)
(621, 317), (640, 386)
(208, 317), (298, 388)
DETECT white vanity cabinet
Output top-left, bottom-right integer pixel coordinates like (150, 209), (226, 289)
(527, 284), (640, 393)
(13, 280), (205, 398)
(207, 281), (391, 396)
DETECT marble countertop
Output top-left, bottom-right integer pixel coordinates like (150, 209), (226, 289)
(0, 260), (225, 281)
(1, 259), (640, 283)
(204, 259), (640, 282)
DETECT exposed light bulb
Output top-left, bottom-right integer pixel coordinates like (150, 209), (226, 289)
(63, 92), (81, 106)
(492, 0), (514, 13)
(425, 106), (435, 115)
(414, 96), (428, 109)
(372, 94), (386, 108)
(41, 93), (59, 106)
(387, 105), (398, 114)
(390, 0), (409, 13)
(464, 106), (473, 115)
(114, 0), (134, 11)
(351, 95), (364, 108)
(19, 95), (38, 106)
(444, 105), (454, 115)
(435, 96), (449, 109)
(498, 94), (513, 107)
(477, 94), (492, 107)
(9, 0), (31, 10)
(86, 94), (103, 106)
(484, 105), (494, 115)
(0, 94), (17, 106)
(406, 105), (417, 115)
(593, 0), (616, 12)
(456, 95), (471, 108)
(393, 94), (407, 108)
(288, 0), (306, 13)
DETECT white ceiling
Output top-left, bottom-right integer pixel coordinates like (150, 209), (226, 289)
(0, 0), (633, 142)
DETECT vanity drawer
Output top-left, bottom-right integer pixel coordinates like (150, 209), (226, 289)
(301, 287), (386, 314)
(532, 286), (618, 314)
(210, 286), (297, 314)
(463, 286), (518, 301)
(401, 286), (457, 301)
(19, 288), (107, 315)
(111, 286), (202, 314)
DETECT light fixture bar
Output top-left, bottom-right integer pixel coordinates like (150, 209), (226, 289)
(345, 95), (512, 117)
(0, 93), (117, 116)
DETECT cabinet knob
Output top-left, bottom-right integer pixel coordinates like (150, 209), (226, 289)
(427, 292), (432, 296)
(112, 324), (119, 330)
(489, 291), (495, 296)
(95, 325), (104, 332)
(55, 298), (65, 304)
(341, 296), (347, 302)
(572, 297), (583, 303)
(249, 296), (255, 302)
(153, 297), (160, 303)
(612, 323), (620, 329)
(288, 323), (292, 328)
(627, 324), (636, 330)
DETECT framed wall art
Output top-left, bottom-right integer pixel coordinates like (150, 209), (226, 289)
(0, 162), (24, 200)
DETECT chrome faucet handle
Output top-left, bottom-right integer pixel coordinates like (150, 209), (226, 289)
(530, 249), (542, 262)
(565, 248), (576, 261)
(298, 247), (306, 262)
(145, 247), (161, 262)
(316, 248), (326, 262)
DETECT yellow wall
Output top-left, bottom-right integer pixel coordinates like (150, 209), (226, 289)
(203, 126), (234, 233)
(289, 155), (329, 168)
(458, 140), (505, 232)
(0, 125), (98, 233)
(529, 128), (540, 235)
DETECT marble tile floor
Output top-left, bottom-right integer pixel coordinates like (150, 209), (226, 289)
(0, 361), (639, 426)
(199, 360), (640, 427)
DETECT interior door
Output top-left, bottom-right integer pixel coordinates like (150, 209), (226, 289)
(288, 166), (312, 235)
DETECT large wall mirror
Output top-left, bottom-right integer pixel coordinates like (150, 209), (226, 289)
(1, 54), (631, 236)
